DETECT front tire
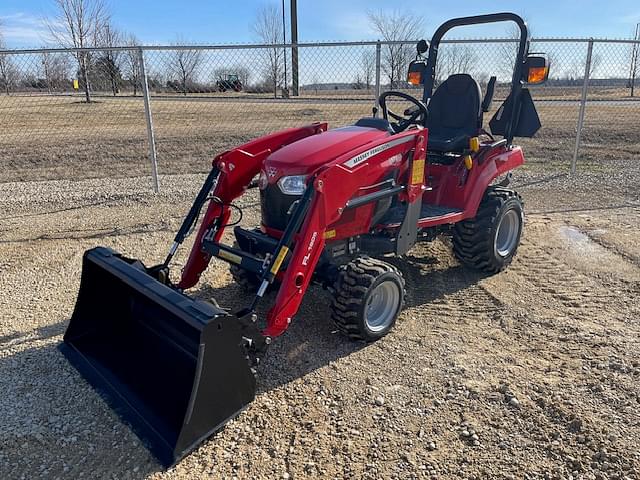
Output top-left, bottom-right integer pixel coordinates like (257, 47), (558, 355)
(331, 257), (405, 342)
(453, 187), (524, 274)
(230, 263), (261, 291)
(229, 242), (264, 292)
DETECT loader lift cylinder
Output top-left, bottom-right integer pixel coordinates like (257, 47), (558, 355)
(248, 182), (315, 313)
(163, 167), (220, 268)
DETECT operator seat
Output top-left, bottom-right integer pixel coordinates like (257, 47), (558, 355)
(426, 73), (482, 152)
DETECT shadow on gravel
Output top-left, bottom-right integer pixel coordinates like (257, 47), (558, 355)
(529, 203), (640, 215)
(0, 200), (112, 221)
(0, 321), (67, 350)
(390, 251), (488, 309)
(0, 342), (161, 480)
(515, 172), (567, 188)
(192, 280), (365, 395)
(0, 223), (175, 244)
(1, 252), (485, 479)
(0, 278), (365, 479)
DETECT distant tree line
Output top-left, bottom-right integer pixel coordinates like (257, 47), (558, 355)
(1, 2), (639, 99)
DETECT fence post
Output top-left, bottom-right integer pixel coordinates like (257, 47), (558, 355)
(374, 41), (382, 113)
(571, 39), (593, 176)
(138, 47), (160, 193)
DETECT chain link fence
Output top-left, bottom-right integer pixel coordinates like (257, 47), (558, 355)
(1, 38), (639, 188)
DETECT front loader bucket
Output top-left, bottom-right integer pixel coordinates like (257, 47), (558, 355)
(61, 247), (256, 467)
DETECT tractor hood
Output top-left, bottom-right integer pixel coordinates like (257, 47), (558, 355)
(265, 126), (390, 178)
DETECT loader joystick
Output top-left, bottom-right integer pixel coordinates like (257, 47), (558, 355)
(378, 91), (427, 133)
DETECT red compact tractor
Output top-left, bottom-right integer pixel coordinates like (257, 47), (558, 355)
(62, 13), (549, 466)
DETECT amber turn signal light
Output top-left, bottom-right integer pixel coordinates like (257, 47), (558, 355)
(527, 66), (549, 84)
(407, 71), (422, 85)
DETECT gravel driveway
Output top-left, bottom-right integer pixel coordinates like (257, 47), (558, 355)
(1, 162), (639, 479)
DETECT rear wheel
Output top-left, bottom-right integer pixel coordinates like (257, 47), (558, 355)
(452, 187), (524, 273)
(331, 257), (405, 342)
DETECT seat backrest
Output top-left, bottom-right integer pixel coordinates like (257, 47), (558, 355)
(426, 74), (482, 138)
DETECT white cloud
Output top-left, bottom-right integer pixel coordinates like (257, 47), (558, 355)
(617, 11), (640, 25)
(0, 12), (55, 47)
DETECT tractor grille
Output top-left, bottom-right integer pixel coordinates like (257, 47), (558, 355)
(260, 184), (300, 231)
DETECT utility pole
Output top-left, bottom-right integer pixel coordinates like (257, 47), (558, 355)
(281, 0), (288, 97)
(630, 22), (640, 97)
(290, 0), (299, 96)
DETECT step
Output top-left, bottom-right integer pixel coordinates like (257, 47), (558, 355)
(379, 204), (462, 227)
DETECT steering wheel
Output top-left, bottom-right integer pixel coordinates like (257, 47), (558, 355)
(378, 91), (428, 133)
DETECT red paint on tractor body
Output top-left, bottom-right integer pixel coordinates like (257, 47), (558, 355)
(265, 126), (390, 179)
(178, 122), (523, 337)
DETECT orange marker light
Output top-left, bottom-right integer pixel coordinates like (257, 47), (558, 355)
(527, 66), (549, 84)
(407, 71), (422, 85)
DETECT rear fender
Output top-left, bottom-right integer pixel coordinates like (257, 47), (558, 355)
(430, 145), (524, 218)
(461, 146), (524, 218)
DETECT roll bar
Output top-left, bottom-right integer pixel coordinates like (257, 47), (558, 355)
(422, 13), (530, 144)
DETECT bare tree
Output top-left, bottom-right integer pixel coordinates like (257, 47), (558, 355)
(232, 65), (251, 88)
(123, 33), (141, 96)
(41, 51), (53, 94)
(436, 45), (476, 83)
(46, 0), (110, 102)
(588, 53), (602, 78)
(169, 37), (202, 96)
(566, 53), (601, 83)
(252, 4), (284, 97)
(42, 51), (71, 93)
(367, 10), (423, 88)
(96, 21), (122, 96)
(352, 73), (364, 90)
(497, 25), (522, 81)
(361, 51), (375, 90)
(0, 20), (18, 95)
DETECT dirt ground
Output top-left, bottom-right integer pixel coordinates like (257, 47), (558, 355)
(1, 152), (639, 479)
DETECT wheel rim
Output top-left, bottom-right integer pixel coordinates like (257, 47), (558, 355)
(494, 209), (520, 257)
(364, 281), (400, 333)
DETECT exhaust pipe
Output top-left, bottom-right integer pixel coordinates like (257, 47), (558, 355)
(61, 247), (258, 466)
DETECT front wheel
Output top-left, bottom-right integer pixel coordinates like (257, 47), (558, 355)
(452, 187), (524, 274)
(229, 242), (265, 292)
(331, 257), (405, 342)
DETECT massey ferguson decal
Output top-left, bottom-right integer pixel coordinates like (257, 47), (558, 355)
(343, 135), (416, 169)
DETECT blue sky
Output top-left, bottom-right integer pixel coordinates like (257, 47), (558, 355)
(1, 0), (639, 48)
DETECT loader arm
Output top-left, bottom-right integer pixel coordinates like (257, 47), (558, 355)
(178, 123), (327, 289)
(264, 129), (427, 337)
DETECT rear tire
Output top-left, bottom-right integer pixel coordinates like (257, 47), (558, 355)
(452, 187), (524, 274)
(331, 257), (405, 342)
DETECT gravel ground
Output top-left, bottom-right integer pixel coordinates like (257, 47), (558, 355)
(1, 160), (640, 479)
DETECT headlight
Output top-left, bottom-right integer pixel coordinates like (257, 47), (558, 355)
(277, 175), (307, 195)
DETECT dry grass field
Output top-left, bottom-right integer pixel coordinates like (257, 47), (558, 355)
(1, 93), (639, 183)
(1, 91), (640, 479)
